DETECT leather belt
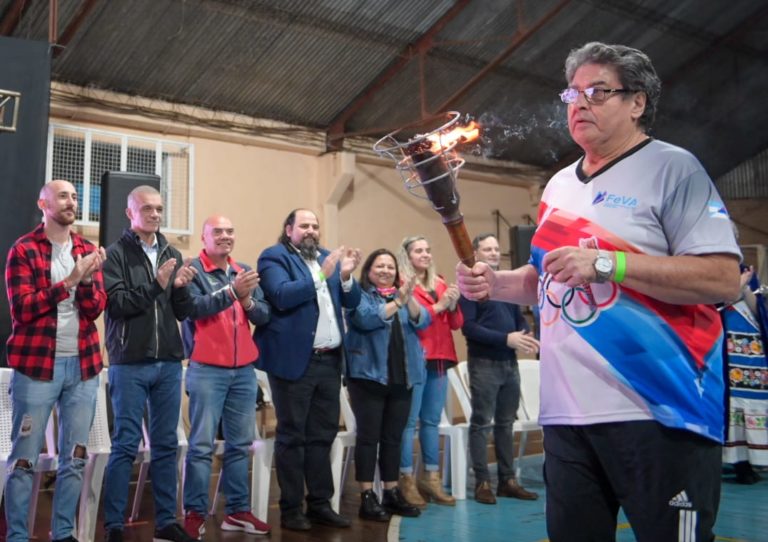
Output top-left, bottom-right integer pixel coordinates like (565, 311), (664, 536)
(312, 346), (340, 357)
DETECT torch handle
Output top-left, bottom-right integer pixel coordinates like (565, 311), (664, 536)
(444, 218), (475, 268)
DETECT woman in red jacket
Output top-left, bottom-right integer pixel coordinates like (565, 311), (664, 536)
(397, 235), (463, 507)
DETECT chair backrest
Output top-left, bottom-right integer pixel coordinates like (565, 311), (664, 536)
(447, 362), (472, 421)
(0, 368), (14, 458)
(255, 369), (272, 404)
(517, 359), (541, 423)
(339, 385), (356, 433)
(87, 371), (112, 453)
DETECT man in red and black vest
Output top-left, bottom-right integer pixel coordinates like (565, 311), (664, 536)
(181, 215), (271, 539)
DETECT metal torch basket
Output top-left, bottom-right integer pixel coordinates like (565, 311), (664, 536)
(372, 111), (467, 210)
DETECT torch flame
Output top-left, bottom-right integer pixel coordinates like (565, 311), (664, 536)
(427, 121), (480, 152)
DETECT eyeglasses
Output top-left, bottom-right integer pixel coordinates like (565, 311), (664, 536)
(559, 87), (634, 105)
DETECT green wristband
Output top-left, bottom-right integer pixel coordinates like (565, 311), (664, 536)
(318, 270), (326, 282)
(614, 251), (626, 283)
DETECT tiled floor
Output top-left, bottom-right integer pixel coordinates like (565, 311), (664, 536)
(394, 457), (768, 542)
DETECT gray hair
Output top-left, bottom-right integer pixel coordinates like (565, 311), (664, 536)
(127, 185), (162, 207)
(564, 42), (661, 131)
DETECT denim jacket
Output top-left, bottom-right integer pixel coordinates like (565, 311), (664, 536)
(344, 287), (430, 387)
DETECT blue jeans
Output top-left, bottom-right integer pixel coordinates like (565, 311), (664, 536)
(468, 356), (520, 483)
(400, 366), (448, 473)
(102, 361), (182, 531)
(5, 357), (98, 542)
(183, 362), (257, 515)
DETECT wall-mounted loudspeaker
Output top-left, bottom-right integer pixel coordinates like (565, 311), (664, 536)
(99, 171), (161, 248)
(509, 224), (536, 269)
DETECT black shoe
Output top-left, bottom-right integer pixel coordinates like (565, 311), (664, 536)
(104, 529), (123, 542)
(359, 489), (391, 522)
(280, 510), (312, 531)
(734, 461), (761, 485)
(52, 538), (79, 542)
(306, 505), (352, 528)
(382, 487), (421, 517)
(153, 522), (197, 542)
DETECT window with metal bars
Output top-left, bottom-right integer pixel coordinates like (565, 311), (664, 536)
(47, 123), (194, 235)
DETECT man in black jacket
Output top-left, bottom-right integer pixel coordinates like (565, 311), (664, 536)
(101, 185), (197, 542)
(458, 234), (540, 505)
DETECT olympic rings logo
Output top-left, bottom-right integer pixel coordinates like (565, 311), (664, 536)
(538, 274), (619, 327)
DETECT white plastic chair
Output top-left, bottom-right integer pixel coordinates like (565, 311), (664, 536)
(330, 383), (383, 512)
(78, 370), (112, 542)
(0, 368), (110, 542)
(514, 359), (542, 480)
(330, 385), (357, 513)
(440, 364), (470, 500)
(206, 368), (275, 521)
(0, 368), (54, 535)
(445, 359), (542, 492)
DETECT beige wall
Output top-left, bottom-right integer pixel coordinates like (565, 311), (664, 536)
(52, 100), (541, 362)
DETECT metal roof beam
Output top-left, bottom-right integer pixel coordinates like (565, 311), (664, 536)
(0, 0), (29, 36)
(663, 3), (768, 87)
(52, 0), (101, 58)
(325, 0), (474, 151)
(433, 0), (572, 114)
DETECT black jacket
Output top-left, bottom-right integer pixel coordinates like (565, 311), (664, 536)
(103, 228), (193, 364)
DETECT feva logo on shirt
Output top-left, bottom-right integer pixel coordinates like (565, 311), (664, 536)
(592, 191), (638, 209)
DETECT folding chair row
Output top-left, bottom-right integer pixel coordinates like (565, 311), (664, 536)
(0, 368), (111, 542)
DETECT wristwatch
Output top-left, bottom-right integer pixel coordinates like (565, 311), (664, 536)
(593, 250), (614, 283)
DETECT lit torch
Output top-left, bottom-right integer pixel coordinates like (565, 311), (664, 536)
(373, 112), (480, 267)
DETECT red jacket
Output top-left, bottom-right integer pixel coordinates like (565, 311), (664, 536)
(182, 250), (270, 368)
(412, 277), (463, 363)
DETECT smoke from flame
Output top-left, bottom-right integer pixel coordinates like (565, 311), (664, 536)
(427, 121), (480, 152)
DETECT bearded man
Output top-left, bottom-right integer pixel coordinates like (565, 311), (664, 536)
(255, 208), (361, 531)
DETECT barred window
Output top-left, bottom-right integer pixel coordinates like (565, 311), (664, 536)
(47, 124), (194, 234)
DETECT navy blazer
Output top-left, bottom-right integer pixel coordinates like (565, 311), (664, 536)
(255, 242), (361, 380)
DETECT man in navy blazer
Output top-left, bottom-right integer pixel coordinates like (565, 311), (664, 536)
(256, 208), (361, 531)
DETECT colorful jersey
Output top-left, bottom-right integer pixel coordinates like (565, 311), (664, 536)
(530, 139), (741, 442)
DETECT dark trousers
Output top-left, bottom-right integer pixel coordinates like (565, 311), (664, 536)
(347, 378), (412, 483)
(268, 352), (341, 515)
(468, 356), (520, 484)
(544, 421), (721, 542)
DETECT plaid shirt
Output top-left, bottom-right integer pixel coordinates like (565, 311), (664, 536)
(5, 223), (106, 380)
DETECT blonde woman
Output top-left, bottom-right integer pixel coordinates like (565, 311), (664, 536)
(397, 236), (463, 506)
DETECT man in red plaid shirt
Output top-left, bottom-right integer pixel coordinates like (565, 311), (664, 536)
(4, 179), (107, 542)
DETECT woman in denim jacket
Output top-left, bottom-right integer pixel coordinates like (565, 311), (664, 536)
(344, 248), (430, 522)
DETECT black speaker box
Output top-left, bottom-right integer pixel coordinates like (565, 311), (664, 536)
(0, 37), (51, 363)
(509, 224), (536, 269)
(99, 171), (161, 248)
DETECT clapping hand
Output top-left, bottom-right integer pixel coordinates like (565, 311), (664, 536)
(66, 247), (107, 288)
(233, 269), (260, 299)
(173, 258), (197, 288)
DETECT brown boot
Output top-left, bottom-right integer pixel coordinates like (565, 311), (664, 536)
(417, 471), (456, 506)
(398, 474), (427, 509)
(474, 480), (497, 505)
(497, 478), (539, 500)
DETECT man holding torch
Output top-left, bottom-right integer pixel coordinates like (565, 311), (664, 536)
(457, 42), (740, 542)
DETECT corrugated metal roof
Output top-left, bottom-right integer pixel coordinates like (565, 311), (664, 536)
(1, 0), (766, 178)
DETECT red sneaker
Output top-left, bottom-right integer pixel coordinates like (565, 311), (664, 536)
(184, 511), (206, 540)
(221, 511), (271, 535)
